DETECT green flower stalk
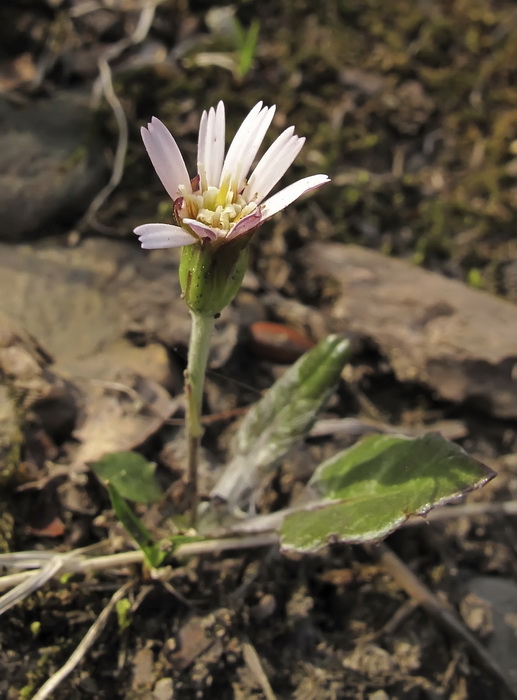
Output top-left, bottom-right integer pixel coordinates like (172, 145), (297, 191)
(183, 312), (214, 524)
(134, 101), (330, 526)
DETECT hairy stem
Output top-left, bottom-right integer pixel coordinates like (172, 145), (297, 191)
(185, 311), (215, 527)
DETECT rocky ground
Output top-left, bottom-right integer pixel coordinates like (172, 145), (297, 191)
(1, 1), (517, 698)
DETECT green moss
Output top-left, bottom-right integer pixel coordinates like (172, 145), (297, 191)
(467, 267), (485, 289)
(19, 647), (61, 698)
(0, 509), (14, 553)
(0, 385), (23, 495)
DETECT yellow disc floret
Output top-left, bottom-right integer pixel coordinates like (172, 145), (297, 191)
(179, 175), (258, 235)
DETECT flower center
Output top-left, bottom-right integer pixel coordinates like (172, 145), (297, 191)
(179, 176), (257, 233)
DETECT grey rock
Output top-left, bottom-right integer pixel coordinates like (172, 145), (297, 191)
(0, 240), (127, 360)
(302, 242), (517, 419)
(0, 311), (78, 440)
(0, 92), (107, 240)
(464, 576), (517, 684)
(0, 238), (238, 370)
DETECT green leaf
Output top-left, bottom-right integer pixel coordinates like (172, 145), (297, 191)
(211, 335), (351, 509)
(233, 335), (351, 458)
(281, 433), (495, 552)
(107, 483), (165, 568)
(91, 451), (162, 503)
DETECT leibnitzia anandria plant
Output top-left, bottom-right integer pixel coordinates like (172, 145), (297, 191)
(0, 103), (497, 628)
(0, 105), (497, 692)
(135, 101), (329, 524)
(117, 100), (494, 551)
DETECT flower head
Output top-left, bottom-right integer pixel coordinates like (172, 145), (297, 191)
(134, 101), (329, 249)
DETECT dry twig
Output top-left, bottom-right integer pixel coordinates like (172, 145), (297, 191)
(1, 498), (516, 613)
(0, 556), (65, 616)
(76, 0), (160, 234)
(0, 533), (278, 597)
(242, 641), (277, 700)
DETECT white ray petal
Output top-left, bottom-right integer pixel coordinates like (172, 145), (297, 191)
(219, 102), (265, 187)
(244, 128), (305, 204)
(182, 218), (218, 240)
(243, 126), (295, 198)
(205, 101), (226, 187)
(197, 109), (208, 190)
(134, 223), (196, 249)
(259, 175), (330, 221)
(142, 118), (191, 201)
(232, 105), (276, 191)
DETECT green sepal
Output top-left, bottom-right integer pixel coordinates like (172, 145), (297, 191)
(179, 238), (250, 316)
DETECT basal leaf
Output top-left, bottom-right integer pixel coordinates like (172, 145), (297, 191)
(91, 451), (162, 503)
(210, 336), (351, 509)
(107, 483), (165, 568)
(281, 433), (495, 552)
(233, 334), (351, 458)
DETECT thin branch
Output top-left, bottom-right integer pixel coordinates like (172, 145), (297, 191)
(0, 543), (114, 609)
(0, 571), (34, 592)
(403, 500), (517, 524)
(0, 557), (65, 616)
(2, 499), (516, 596)
(77, 55), (128, 234)
(75, 0), (159, 234)
(0, 533), (278, 598)
(2, 497), (516, 606)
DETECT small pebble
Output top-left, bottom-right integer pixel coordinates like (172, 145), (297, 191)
(249, 321), (315, 363)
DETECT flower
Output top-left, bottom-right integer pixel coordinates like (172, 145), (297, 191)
(134, 101), (329, 249)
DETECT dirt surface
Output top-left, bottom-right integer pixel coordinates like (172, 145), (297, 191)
(1, 1), (517, 698)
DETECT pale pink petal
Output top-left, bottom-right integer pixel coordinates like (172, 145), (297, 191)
(134, 223), (196, 249)
(225, 209), (263, 240)
(142, 118), (191, 201)
(182, 218), (218, 240)
(243, 127), (305, 204)
(219, 102), (267, 188)
(259, 175), (330, 221)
